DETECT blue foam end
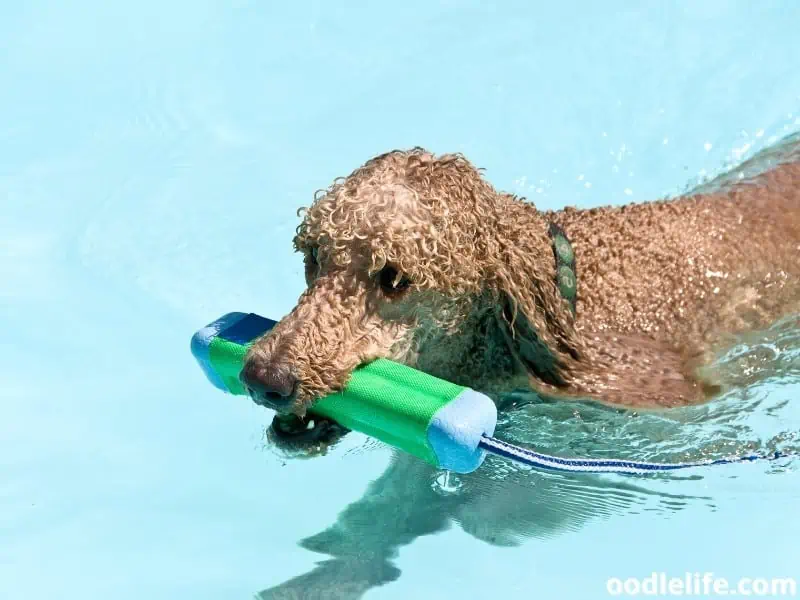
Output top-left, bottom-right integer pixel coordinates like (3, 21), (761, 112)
(190, 312), (249, 392)
(426, 389), (497, 474)
(217, 313), (276, 345)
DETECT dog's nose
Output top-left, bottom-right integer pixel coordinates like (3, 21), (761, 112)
(240, 359), (297, 409)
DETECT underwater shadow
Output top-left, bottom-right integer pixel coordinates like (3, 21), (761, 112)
(255, 443), (708, 599)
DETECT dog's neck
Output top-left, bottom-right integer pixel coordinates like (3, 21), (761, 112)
(410, 208), (581, 398)
(412, 302), (525, 394)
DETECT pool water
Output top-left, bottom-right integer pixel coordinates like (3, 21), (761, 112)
(2, 2), (799, 598)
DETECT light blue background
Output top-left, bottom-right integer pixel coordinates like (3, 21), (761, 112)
(2, 1), (799, 598)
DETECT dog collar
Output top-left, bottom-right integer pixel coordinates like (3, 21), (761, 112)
(547, 222), (577, 315)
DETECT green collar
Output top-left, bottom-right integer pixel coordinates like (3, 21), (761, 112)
(547, 222), (577, 315)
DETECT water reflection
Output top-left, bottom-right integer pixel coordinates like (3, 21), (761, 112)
(256, 448), (714, 599)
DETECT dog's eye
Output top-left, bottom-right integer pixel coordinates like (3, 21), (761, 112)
(378, 266), (411, 295)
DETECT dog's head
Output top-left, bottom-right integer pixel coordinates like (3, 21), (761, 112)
(241, 148), (580, 424)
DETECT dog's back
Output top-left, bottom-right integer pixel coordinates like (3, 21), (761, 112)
(550, 145), (800, 352)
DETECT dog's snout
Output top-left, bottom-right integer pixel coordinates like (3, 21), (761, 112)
(240, 358), (297, 409)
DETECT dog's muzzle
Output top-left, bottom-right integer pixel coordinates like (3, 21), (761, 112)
(239, 359), (297, 410)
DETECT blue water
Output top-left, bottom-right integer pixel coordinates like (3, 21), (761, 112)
(2, 2), (799, 598)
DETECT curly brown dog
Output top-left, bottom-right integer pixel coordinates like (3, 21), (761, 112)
(241, 133), (800, 443)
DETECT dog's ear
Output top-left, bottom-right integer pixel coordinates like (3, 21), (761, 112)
(491, 242), (581, 388)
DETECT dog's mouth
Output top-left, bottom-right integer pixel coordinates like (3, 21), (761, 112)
(266, 412), (350, 457)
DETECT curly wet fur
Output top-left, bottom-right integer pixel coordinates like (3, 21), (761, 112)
(243, 134), (800, 417)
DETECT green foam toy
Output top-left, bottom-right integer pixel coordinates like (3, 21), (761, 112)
(191, 312), (497, 473)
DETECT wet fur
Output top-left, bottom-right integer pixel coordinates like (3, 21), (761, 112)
(244, 134), (800, 415)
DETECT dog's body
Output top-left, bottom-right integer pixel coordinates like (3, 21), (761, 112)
(539, 164), (800, 407)
(245, 134), (799, 598)
(241, 134), (800, 435)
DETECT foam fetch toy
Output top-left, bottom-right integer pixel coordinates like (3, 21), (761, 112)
(192, 312), (782, 476)
(191, 312), (497, 473)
